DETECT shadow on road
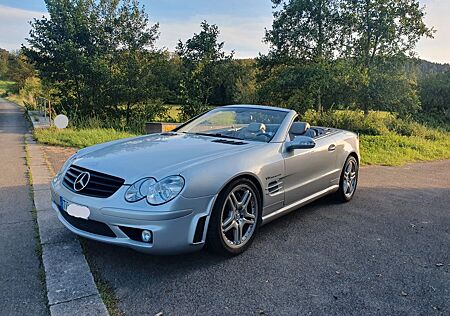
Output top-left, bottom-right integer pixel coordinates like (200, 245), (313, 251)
(83, 186), (450, 315)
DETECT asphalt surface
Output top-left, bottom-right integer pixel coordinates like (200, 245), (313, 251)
(46, 144), (450, 316)
(0, 99), (47, 315)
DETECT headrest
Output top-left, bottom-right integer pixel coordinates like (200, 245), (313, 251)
(290, 122), (310, 135)
(247, 122), (266, 133)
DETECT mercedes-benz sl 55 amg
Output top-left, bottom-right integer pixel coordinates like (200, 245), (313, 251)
(51, 105), (359, 255)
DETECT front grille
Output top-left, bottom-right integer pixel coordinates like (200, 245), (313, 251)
(63, 165), (124, 198)
(58, 205), (116, 237)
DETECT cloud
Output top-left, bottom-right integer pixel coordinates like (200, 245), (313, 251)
(0, 5), (47, 51)
(415, 0), (450, 63)
(156, 15), (272, 58)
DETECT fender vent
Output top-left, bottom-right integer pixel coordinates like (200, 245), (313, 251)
(268, 180), (283, 194)
(193, 216), (207, 243)
(211, 139), (247, 145)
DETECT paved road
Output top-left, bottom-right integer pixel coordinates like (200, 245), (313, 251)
(46, 148), (450, 315)
(0, 99), (47, 315)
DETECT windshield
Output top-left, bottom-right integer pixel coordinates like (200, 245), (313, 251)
(177, 107), (288, 143)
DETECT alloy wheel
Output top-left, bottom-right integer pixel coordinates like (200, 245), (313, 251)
(220, 184), (258, 249)
(343, 159), (357, 198)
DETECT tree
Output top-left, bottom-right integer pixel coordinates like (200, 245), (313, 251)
(110, 0), (160, 125)
(263, 0), (342, 111)
(7, 51), (36, 90)
(176, 21), (235, 119)
(0, 48), (9, 79)
(24, 0), (163, 123)
(341, 0), (434, 113)
(418, 71), (450, 125)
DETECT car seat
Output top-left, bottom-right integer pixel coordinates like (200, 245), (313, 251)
(289, 122), (316, 139)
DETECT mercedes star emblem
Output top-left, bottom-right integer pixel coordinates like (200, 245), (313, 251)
(73, 171), (90, 191)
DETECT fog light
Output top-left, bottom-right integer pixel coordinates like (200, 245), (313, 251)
(141, 230), (152, 243)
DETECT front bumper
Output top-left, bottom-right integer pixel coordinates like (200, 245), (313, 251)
(51, 181), (216, 255)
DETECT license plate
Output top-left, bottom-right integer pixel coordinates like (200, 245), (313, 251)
(60, 197), (90, 219)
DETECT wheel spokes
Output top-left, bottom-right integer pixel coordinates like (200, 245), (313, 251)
(221, 185), (259, 248)
(343, 160), (357, 197)
(222, 213), (234, 232)
(229, 193), (239, 210)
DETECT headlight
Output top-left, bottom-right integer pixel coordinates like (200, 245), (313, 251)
(124, 178), (156, 202)
(124, 175), (185, 205)
(147, 176), (185, 205)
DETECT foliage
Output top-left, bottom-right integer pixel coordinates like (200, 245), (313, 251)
(263, 0), (342, 111)
(340, 0), (433, 113)
(259, 0), (434, 115)
(176, 21), (241, 120)
(24, 0), (172, 129)
(303, 109), (450, 165)
(417, 71), (450, 126)
(33, 127), (136, 148)
(0, 0), (445, 135)
(302, 109), (444, 138)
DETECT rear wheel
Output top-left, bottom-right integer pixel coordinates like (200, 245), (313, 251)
(206, 178), (261, 255)
(336, 156), (358, 202)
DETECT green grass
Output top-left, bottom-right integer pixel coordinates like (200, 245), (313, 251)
(0, 80), (16, 95)
(34, 127), (136, 148)
(360, 133), (450, 166)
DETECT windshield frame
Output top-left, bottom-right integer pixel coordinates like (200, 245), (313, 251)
(174, 106), (292, 143)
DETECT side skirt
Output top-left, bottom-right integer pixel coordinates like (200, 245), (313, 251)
(261, 185), (339, 225)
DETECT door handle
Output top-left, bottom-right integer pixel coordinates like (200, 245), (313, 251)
(328, 144), (336, 152)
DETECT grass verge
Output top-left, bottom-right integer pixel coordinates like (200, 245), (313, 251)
(34, 127), (136, 148)
(0, 80), (16, 95)
(361, 134), (450, 166)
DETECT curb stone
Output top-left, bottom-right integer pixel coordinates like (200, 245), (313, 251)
(25, 134), (109, 316)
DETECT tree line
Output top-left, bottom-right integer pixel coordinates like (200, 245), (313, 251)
(0, 0), (449, 129)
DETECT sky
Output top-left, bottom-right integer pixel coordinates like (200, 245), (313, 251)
(0, 0), (448, 63)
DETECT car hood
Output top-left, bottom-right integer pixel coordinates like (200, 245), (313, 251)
(71, 133), (260, 183)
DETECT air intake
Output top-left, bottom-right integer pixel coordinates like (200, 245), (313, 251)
(268, 180), (283, 194)
(211, 139), (247, 145)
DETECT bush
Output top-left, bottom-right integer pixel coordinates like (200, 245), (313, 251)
(302, 110), (392, 135)
(302, 109), (446, 139)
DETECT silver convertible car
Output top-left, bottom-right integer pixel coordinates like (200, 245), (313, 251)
(51, 105), (359, 255)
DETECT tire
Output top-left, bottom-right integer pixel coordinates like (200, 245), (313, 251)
(336, 156), (359, 202)
(206, 178), (261, 255)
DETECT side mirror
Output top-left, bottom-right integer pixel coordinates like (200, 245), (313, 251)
(286, 136), (316, 151)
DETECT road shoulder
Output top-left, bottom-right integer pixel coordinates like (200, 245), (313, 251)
(25, 132), (109, 316)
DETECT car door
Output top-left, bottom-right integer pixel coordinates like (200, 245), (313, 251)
(282, 131), (338, 206)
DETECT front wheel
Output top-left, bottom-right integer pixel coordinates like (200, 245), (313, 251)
(206, 178), (261, 255)
(336, 156), (359, 202)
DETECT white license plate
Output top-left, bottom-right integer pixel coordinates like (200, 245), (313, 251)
(60, 197), (90, 219)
